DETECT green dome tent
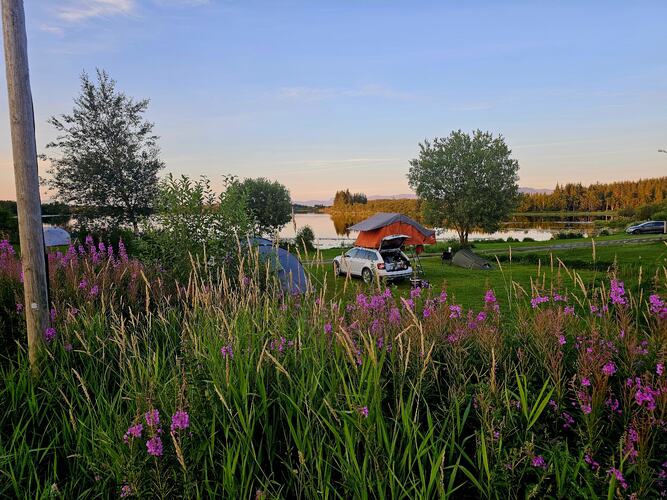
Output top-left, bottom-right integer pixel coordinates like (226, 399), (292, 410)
(452, 248), (492, 270)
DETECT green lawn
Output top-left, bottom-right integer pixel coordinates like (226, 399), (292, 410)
(303, 239), (667, 310)
(309, 232), (665, 262)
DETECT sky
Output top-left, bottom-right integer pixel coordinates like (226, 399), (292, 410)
(0, 0), (666, 203)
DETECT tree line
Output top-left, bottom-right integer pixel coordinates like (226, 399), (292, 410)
(333, 189), (368, 206)
(518, 177), (667, 212)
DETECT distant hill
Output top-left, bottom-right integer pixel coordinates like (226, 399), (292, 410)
(296, 188), (549, 206)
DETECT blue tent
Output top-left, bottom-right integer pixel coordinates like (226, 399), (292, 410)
(250, 237), (310, 294)
(43, 226), (71, 247)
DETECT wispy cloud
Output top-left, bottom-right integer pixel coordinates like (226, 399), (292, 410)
(56, 0), (135, 23)
(39, 24), (65, 36)
(278, 84), (415, 101)
(274, 157), (400, 166)
(152, 0), (210, 5)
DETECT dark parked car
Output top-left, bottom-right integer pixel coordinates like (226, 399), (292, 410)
(625, 220), (667, 235)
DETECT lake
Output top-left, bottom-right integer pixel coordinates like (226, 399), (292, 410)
(279, 213), (604, 248)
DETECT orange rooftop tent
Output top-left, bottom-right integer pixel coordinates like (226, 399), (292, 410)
(349, 212), (436, 249)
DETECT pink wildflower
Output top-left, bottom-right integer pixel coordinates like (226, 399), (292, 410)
(170, 411), (190, 432)
(44, 327), (56, 343)
(146, 436), (163, 457)
(145, 409), (160, 427)
(602, 361), (617, 376)
(123, 423), (143, 444)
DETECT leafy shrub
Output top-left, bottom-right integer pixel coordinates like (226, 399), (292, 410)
(553, 231), (584, 240)
(522, 237), (535, 242)
(652, 211), (667, 222)
(141, 174), (251, 281)
(618, 207), (636, 217)
(294, 225), (316, 253)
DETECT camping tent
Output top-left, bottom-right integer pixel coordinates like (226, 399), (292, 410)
(348, 213), (436, 249)
(43, 226), (71, 247)
(250, 237), (310, 294)
(452, 248), (492, 270)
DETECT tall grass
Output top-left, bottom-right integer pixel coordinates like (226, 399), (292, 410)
(1, 239), (666, 498)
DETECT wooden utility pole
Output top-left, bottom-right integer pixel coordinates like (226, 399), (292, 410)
(2, 0), (49, 372)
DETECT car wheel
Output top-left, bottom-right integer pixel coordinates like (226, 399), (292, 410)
(333, 261), (341, 277)
(361, 267), (374, 284)
(632, 229), (640, 235)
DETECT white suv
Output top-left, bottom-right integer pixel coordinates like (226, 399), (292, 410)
(333, 235), (413, 283)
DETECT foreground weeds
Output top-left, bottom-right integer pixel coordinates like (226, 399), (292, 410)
(1, 239), (666, 498)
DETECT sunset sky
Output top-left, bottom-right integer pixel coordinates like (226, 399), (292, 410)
(0, 0), (666, 203)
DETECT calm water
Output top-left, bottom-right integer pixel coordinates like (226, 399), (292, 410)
(279, 213), (597, 248)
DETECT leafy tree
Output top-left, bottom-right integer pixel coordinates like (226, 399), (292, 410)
(407, 130), (519, 246)
(333, 189), (367, 206)
(43, 69), (164, 233)
(234, 177), (292, 236)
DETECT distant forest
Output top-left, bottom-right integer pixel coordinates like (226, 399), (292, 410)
(518, 177), (667, 212)
(329, 177), (667, 219)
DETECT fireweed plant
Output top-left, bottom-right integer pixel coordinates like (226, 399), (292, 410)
(0, 238), (666, 498)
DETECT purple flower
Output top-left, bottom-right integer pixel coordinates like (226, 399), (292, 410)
(403, 298), (415, 310)
(145, 409), (160, 427)
(220, 344), (233, 359)
(607, 468), (628, 490)
(564, 306), (575, 316)
(476, 311), (487, 323)
(89, 285), (100, 297)
(146, 436), (163, 457)
(602, 361), (617, 376)
(648, 294), (667, 319)
(484, 289), (497, 304)
(438, 291), (448, 303)
(532, 455), (547, 468)
(423, 307), (434, 318)
(584, 454), (600, 471)
(561, 411), (575, 429)
(324, 322), (332, 334)
(449, 304), (462, 319)
(388, 307), (401, 324)
(15, 303), (23, 313)
(123, 423), (143, 444)
(530, 295), (549, 308)
(558, 335), (567, 346)
(358, 406), (369, 418)
(581, 377), (591, 387)
(610, 279), (627, 306)
(78, 280), (87, 290)
(44, 327), (56, 343)
(64, 343), (73, 352)
(120, 485), (132, 498)
(410, 287), (422, 300)
(170, 410), (190, 432)
(118, 239), (129, 262)
(657, 363), (664, 376)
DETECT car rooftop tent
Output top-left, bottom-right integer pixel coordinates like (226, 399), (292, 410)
(349, 212), (436, 249)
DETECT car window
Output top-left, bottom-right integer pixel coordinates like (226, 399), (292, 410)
(367, 251), (379, 261)
(345, 248), (358, 258)
(361, 250), (376, 261)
